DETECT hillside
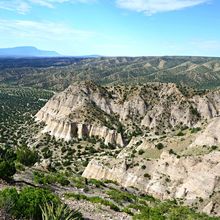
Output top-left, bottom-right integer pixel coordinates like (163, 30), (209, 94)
(0, 56), (220, 90)
(34, 81), (220, 216)
(1, 82), (220, 219)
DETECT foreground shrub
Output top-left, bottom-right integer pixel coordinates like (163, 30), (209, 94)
(0, 187), (60, 220)
(41, 202), (83, 220)
(0, 147), (16, 181)
(16, 146), (39, 167)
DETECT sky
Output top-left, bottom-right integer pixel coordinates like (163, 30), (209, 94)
(0, 0), (219, 56)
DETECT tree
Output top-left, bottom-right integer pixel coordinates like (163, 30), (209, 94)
(0, 147), (16, 181)
(16, 146), (39, 167)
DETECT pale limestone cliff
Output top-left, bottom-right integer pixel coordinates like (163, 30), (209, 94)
(36, 81), (220, 147)
(82, 150), (220, 215)
(191, 117), (220, 147)
(34, 81), (220, 216)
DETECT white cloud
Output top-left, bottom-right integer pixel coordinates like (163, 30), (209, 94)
(0, 0), (95, 14)
(0, 19), (98, 55)
(116, 0), (209, 15)
(0, 0), (30, 14)
(0, 19), (95, 41)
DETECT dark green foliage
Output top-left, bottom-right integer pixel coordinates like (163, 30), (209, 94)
(176, 131), (184, 136)
(16, 146), (39, 167)
(106, 189), (136, 205)
(190, 106), (201, 118)
(88, 178), (105, 188)
(169, 149), (175, 154)
(33, 171), (70, 186)
(211, 145), (218, 151)
(132, 201), (220, 220)
(155, 143), (165, 150)
(138, 149), (145, 155)
(0, 187), (60, 220)
(141, 165), (146, 170)
(0, 146), (16, 181)
(0, 87), (53, 148)
(190, 127), (202, 133)
(41, 202), (83, 220)
(144, 173), (151, 179)
(65, 192), (120, 211)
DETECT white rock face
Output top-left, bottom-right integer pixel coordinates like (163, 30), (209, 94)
(36, 81), (220, 147)
(83, 151), (220, 215)
(35, 81), (220, 215)
(191, 117), (220, 147)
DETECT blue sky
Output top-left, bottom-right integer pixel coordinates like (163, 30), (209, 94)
(0, 0), (219, 56)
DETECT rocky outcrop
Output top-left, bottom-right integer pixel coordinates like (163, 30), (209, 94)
(35, 81), (125, 146)
(83, 150), (220, 215)
(36, 114), (124, 146)
(191, 117), (220, 147)
(36, 81), (220, 147)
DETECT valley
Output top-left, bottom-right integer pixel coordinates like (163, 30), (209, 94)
(1, 57), (220, 220)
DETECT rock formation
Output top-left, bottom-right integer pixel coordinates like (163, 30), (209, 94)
(36, 81), (220, 147)
(83, 149), (220, 215)
(35, 80), (220, 215)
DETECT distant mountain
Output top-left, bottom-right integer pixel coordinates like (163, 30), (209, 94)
(0, 46), (60, 57)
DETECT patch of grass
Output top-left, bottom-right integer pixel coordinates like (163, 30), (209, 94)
(65, 192), (120, 211)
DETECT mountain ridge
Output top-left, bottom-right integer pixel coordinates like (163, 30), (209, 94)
(0, 46), (60, 57)
(1, 56), (220, 90)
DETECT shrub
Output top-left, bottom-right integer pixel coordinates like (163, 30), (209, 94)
(211, 145), (218, 151)
(57, 175), (70, 186)
(155, 143), (164, 150)
(138, 149), (145, 155)
(144, 173), (151, 179)
(176, 131), (184, 136)
(106, 189), (136, 204)
(190, 127), (201, 134)
(0, 187), (60, 220)
(169, 149), (175, 155)
(89, 179), (104, 188)
(41, 202), (83, 220)
(141, 165), (146, 170)
(0, 147), (16, 181)
(16, 146), (39, 167)
(66, 192), (120, 212)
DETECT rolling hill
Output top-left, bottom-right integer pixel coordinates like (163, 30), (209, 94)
(0, 56), (220, 90)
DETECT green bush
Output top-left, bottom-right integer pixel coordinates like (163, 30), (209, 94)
(144, 173), (151, 179)
(190, 127), (201, 134)
(33, 171), (70, 186)
(176, 131), (184, 136)
(106, 189), (136, 204)
(0, 147), (16, 181)
(141, 165), (146, 170)
(16, 146), (39, 167)
(138, 149), (145, 155)
(155, 143), (164, 150)
(41, 202), (83, 220)
(65, 192), (120, 212)
(89, 178), (105, 188)
(0, 187), (60, 220)
(211, 145), (218, 151)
